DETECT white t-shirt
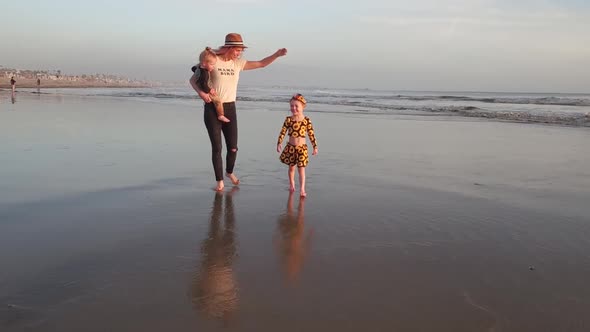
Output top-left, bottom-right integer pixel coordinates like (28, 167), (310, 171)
(210, 57), (247, 103)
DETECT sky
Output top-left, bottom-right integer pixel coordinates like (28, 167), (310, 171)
(1, 0), (589, 92)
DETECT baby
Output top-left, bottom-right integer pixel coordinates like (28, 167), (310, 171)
(191, 47), (229, 123)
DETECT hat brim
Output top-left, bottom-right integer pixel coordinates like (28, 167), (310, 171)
(221, 44), (248, 48)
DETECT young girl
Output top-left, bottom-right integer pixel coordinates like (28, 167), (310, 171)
(191, 47), (230, 123)
(276, 94), (318, 197)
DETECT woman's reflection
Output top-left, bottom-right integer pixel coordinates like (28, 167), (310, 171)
(275, 192), (313, 285)
(191, 189), (239, 323)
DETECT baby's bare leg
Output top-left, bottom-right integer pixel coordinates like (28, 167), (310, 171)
(213, 99), (230, 123)
(298, 166), (306, 197)
(288, 165), (296, 192)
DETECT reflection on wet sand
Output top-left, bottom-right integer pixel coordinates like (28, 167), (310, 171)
(191, 189), (239, 323)
(11, 91), (16, 104)
(275, 193), (313, 285)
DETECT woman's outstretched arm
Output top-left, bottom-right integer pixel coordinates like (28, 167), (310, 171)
(243, 48), (287, 70)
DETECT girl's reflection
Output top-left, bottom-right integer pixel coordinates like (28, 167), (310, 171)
(275, 192), (313, 285)
(191, 189), (238, 322)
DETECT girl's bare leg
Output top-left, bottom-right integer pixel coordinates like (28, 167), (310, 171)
(298, 166), (306, 197)
(288, 165), (296, 192)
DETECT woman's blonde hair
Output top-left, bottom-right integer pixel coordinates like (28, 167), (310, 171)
(199, 47), (217, 63)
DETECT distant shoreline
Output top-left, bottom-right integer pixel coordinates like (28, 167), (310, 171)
(1, 77), (152, 89)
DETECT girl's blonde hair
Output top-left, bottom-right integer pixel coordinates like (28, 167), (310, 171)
(290, 93), (307, 105)
(199, 47), (217, 63)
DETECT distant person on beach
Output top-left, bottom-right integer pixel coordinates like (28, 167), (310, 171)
(276, 94), (318, 197)
(37, 78), (41, 86)
(190, 32), (288, 191)
(191, 47), (230, 123)
(10, 77), (16, 92)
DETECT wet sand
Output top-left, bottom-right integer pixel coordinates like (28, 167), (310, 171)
(1, 90), (590, 331)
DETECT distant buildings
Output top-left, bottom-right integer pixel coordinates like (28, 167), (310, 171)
(0, 66), (152, 86)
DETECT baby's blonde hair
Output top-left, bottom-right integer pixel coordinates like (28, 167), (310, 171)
(199, 47), (217, 63)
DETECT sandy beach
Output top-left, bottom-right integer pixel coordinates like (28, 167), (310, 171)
(1, 89), (590, 331)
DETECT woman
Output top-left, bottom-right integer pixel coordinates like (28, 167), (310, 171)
(190, 33), (287, 191)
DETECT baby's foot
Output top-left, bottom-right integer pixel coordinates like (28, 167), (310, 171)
(226, 173), (240, 185)
(218, 115), (230, 123)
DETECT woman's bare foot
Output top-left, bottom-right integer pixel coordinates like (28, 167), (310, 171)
(300, 191), (306, 197)
(289, 186), (295, 192)
(218, 115), (230, 123)
(226, 173), (240, 185)
(215, 181), (224, 191)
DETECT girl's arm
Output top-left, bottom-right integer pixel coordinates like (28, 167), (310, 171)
(277, 118), (289, 152)
(189, 72), (212, 103)
(307, 118), (318, 155)
(244, 48), (287, 70)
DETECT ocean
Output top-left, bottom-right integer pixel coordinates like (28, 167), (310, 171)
(13, 85), (590, 127)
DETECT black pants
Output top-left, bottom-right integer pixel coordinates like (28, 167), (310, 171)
(204, 102), (238, 181)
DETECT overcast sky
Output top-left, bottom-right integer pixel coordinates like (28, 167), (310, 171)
(2, 0), (589, 92)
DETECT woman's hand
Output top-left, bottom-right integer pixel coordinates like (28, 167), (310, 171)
(275, 48), (288, 57)
(277, 144), (282, 153)
(198, 91), (212, 103)
(312, 147), (318, 155)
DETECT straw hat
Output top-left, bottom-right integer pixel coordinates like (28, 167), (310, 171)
(221, 33), (248, 48)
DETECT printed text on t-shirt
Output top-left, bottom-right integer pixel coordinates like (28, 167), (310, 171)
(218, 68), (235, 76)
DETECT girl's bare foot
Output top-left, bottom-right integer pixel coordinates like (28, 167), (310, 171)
(300, 191), (306, 197)
(215, 181), (224, 192)
(226, 173), (240, 185)
(218, 115), (230, 123)
(289, 186), (295, 192)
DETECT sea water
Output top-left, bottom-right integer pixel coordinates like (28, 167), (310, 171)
(11, 85), (590, 127)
